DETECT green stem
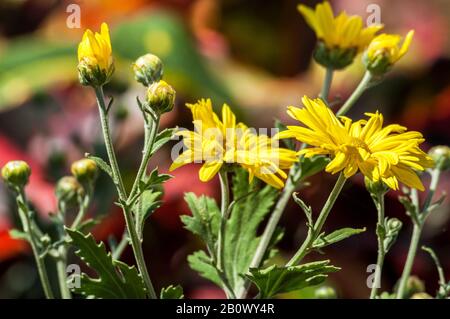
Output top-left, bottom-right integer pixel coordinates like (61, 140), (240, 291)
(16, 189), (54, 299)
(370, 194), (385, 299)
(286, 173), (346, 266)
(336, 71), (373, 116)
(320, 68), (334, 103)
(112, 231), (129, 260)
(396, 224), (422, 299)
(94, 87), (128, 200)
(217, 170), (234, 298)
(56, 246), (71, 299)
(94, 86), (157, 299)
(71, 184), (93, 229)
(396, 168), (441, 299)
(129, 116), (160, 202)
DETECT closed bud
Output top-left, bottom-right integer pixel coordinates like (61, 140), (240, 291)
(133, 54), (163, 87)
(364, 177), (389, 197)
(146, 80), (176, 115)
(1, 160), (31, 188)
(386, 218), (402, 233)
(314, 286), (337, 299)
(410, 292), (432, 299)
(77, 23), (114, 87)
(405, 276), (426, 297)
(55, 176), (84, 207)
(71, 159), (98, 184)
(383, 217), (402, 252)
(428, 145), (450, 171)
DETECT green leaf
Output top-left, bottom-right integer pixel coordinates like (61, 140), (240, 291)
(223, 168), (279, 293)
(134, 190), (162, 240)
(312, 227), (366, 249)
(300, 156), (330, 180)
(9, 229), (29, 241)
(151, 128), (176, 155)
(160, 285), (184, 299)
(187, 250), (222, 287)
(246, 260), (340, 298)
(66, 228), (147, 299)
(181, 193), (221, 251)
(85, 154), (113, 179)
(138, 168), (172, 194)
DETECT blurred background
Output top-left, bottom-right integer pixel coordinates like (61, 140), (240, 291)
(0, 0), (449, 299)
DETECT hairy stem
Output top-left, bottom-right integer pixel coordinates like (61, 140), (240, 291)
(286, 173), (346, 266)
(370, 194), (385, 299)
(94, 86), (157, 299)
(16, 189), (54, 299)
(336, 71), (372, 116)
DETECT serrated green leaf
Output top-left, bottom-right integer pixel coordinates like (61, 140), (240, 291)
(187, 250), (222, 287)
(134, 190), (162, 240)
(160, 285), (184, 299)
(181, 193), (221, 251)
(246, 260), (340, 298)
(223, 168), (279, 293)
(151, 128), (176, 155)
(66, 228), (147, 299)
(85, 154), (113, 179)
(312, 227), (366, 249)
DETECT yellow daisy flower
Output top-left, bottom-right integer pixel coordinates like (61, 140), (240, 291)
(276, 96), (433, 190)
(298, 1), (382, 69)
(366, 30), (414, 74)
(77, 22), (114, 86)
(236, 129), (298, 189)
(170, 99), (297, 188)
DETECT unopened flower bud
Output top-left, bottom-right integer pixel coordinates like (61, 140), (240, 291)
(71, 159), (98, 184)
(365, 31), (414, 76)
(405, 276), (425, 297)
(386, 218), (402, 233)
(1, 160), (31, 188)
(364, 177), (389, 197)
(133, 54), (163, 87)
(410, 292), (432, 299)
(383, 217), (402, 252)
(314, 286), (337, 299)
(146, 80), (175, 115)
(55, 176), (84, 207)
(428, 145), (450, 171)
(77, 23), (114, 87)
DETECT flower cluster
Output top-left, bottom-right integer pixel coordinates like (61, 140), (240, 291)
(276, 96), (433, 190)
(170, 99), (297, 189)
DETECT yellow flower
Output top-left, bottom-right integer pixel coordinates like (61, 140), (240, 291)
(236, 129), (298, 189)
(77, 22), (114, 86)
(298, 1), (382, 69)
(366, 31), (414, 75)
(276, 96), (433, 190)
(170, 99), (297, 188)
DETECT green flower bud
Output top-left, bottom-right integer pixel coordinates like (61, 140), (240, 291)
(146, 80), (176, 115)
(55, 176), (84, 207)
(1, 160), (31, 188)
(313, 41), (357, 70)
(363, 51), (392, 76)
(410, 292), (432, 299)
(78, 59), (115, 87)
(405, 276), (426, 297)
(364, 177), (389, 197)
(383, 217), (402, 252)
(133, 54), (163, 87)
(314, 286), (337, 299)
(428, 145), (450, 171)
(71, 159), (98, 184)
